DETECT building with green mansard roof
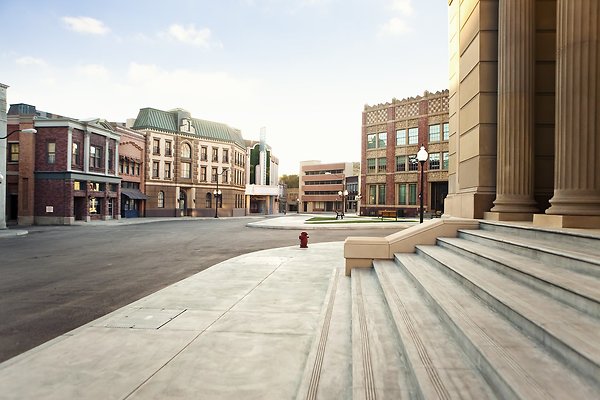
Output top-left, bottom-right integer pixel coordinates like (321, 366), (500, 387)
(131, 107), (248, 218)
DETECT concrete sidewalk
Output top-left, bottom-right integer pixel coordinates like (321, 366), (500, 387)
(247, 213), (417, 230)
(0, 242), (346, 399)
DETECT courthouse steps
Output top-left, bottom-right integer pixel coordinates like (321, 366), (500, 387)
(297, 221), (600, 399)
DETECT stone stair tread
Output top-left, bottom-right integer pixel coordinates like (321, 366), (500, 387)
(416, 245), (600, 363)
(373, 259), (498, 400)
(351, 268), (412, 399)
(296, 267), (352, 400)
(438, 236), (600, 303)
(461, 229), (600, 264)
(396, 253), (600, 399)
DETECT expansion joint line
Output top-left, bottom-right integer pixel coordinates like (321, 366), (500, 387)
(356, 272), (376, 400)
(305, 268), (340, 400)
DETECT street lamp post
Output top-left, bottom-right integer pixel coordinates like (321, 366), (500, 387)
(337, 189), (349, 217)
(417, 145), (429, 224)
(213, 168), (228, 218)
(0, 128), (37, 230)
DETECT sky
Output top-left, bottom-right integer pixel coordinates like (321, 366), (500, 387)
(0, 0), (449, 175)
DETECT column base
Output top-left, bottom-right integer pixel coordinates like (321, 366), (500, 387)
(533, 214), (600, 229)
(484, 211), (534, 222)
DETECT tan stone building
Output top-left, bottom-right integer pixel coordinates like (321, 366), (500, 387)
(362, 91), (450, 217)
(445, 0), (600, 228)
(299, 161), (359, 213)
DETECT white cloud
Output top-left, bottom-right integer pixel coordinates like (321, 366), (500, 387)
(76, 64), (110, 80)
(16, 56), (47, 67)
(378, 17), (411, 37)
(62, 16), (110, 35)
(390, 0), (413, 15)
(164, 24), (221, 48)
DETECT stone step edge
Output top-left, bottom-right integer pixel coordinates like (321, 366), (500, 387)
(414, 245), (600, 387)
(396, 253), (598, 400)
(437, 236), (600, 318)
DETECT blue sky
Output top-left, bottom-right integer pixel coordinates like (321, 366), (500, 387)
(1, 0), (448, 174)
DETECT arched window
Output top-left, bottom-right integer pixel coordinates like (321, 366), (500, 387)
(158, 191), (165, 208)
(205, 192), (212, 208)
(181, 143), (191, 158)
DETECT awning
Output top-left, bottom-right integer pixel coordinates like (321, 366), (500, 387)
(121, 188), (149, 200)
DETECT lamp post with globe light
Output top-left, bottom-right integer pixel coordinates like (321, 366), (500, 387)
(213, 168), (228, 218)
(417, 145), (429, 224)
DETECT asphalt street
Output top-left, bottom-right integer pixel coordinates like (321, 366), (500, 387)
(0, 218), (398, 363)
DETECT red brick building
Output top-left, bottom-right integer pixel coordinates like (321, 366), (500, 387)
(361, 90), (449, 217)
(114, 123), (147, 218)
(6, 104), (121, 224)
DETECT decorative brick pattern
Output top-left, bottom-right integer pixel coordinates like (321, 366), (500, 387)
(407, 102), (419, 117)
(365, 108), (387, 125)
(366, 124), (387, 134)
(394, 173), (419, 183)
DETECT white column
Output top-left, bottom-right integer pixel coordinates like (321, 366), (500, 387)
(83, 131), (90, 173)
(67, 127), (73, 172)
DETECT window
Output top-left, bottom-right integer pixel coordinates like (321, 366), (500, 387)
(181, 162), (191, 178)
(153, 139), (160, 155)
(164, 162), (172, 179)
(108, 198), (114, 216)
(9, 143), (19, 162)
(395, 155), (406, 172)
(377, 157), (387, 173)
(108, 149), (113, 169)
(165, 141), (172, 156)
(200, 166), (207, 181)
(408, 127), (418, 144)
(443, 123), (449, 140)
(408, 156), (419, 171)
(368, 185), (376, 205)
(396, 129), (406, 146)
(398, 184), (407, 205)
(367, 134), (376, 149)
(442, 152), (449, 170)
(429, 124), (441, 142)
(135, 163), (140, 176)
(119, 160), (124, 174)
(89, 197), (99, 214)
(223, 149), (229, 163)
(90, 145), (103, 168)
(429, 153), (440, 169)
(73, 181), (81, 191)
(72, 142), (80, 165)
(201, 146), (208, 161)
(378, 184), (386, 205)
(158, 191), (165, 208)
(205, 192), (212, 208)
(211, 167), (218, 182)
(182, 143), (191, 159)
(223, 170), (228, 183)
(409, 183), (417, 205)
(152, 161), (159, 178)
(367, 158), (376, 173)
(47, 142), (56, 164)
(212, 148), (219, 162)
(377, 132), (387, 148)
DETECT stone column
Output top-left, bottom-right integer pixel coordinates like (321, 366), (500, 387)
(535, 0), (600, 228)
(487, 0), (538, 221)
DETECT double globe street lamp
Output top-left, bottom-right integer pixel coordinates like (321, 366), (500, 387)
(213, 168), (229, 218)
(337, 189), (348, 217)
(417, 145), (429, 224)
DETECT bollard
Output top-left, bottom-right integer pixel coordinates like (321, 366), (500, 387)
(299, 231), (309, 248)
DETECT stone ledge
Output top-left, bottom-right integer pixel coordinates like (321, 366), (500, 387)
(533, 214), (600, 229)
(344, 218), (480, 276)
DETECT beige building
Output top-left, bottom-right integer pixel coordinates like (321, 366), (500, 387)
(445, 0), (600, 228)
(299, 161), (360, 213)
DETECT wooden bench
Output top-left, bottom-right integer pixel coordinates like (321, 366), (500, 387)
(379, 210), (398, 221)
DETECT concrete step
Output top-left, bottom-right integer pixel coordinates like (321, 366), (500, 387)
(396, 252), (600, 399)
(458, 229), (600, 279)
(296, 267), (352, 400)
(351, 268), (412, 399)
(373, 259), (498, 399)
(437, 236), (600, 318)
(479, 220), (600, 258)
(415, 245), (600, 387)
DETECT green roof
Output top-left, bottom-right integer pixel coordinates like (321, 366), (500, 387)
(132, 107), (245, 147)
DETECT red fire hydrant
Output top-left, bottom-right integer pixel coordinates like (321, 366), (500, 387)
(299, 231), (309, 248)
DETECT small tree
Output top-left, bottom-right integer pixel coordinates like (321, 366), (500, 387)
(279, 174), (299, 188)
